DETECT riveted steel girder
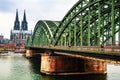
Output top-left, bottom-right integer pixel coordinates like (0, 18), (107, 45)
(27, 0), (120, 47)
(29, 20), (59, 47)
(53, 0), (120, 46)
(27, 36), (32, 46)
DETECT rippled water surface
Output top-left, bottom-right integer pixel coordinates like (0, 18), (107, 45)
(0, 54), (120, 80)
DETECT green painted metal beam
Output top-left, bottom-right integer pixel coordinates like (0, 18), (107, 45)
(27, 0), (120, 47)
(88, 9), (91, 46)
(80, 16), (83, 46)
(69, 25), (71, 46)
(97, 2), (101, 46)
(111, 0), (115, 45)
(74, 24), (77, 46)
(30, 20), (60, 47)
(119, 9), (120, 45)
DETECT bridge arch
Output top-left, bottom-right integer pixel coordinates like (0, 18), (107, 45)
(31, 20), (59, 46)
(53, 0), (120, 46)
(27, 36), (32, 46)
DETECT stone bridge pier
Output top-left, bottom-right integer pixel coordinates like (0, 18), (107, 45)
(26, 49), (107, 75)
(26, 48), (42, 58)
(40, 52), (107, 75)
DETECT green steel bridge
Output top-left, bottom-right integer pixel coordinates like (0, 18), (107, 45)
(26, 0), (120, 62)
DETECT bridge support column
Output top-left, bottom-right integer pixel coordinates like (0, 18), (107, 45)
(26, 49), (36, 58)
(40, 53), (106, 75)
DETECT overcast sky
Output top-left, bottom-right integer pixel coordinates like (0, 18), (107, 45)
(0, 0), (78, 39)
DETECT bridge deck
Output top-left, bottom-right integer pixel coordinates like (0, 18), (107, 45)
(26, 46), (120, 64)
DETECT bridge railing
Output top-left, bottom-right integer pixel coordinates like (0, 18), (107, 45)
(43, 46), (120, 53)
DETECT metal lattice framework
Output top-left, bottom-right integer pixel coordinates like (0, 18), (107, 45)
(28, 20), (59, 46)
(27, 0), (120, 47)
(27, 36), (32, 46)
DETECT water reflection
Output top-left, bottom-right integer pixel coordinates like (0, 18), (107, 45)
(28, 56), (107, 80)
(0, 55), (33, 80)
(1, 54), (120, 80)
(27, 57), (41, 74)
(40, 74), (107, 80)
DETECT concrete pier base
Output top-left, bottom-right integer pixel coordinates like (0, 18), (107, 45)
(40, 53), (106, 75)
(26, 49), (36, 58)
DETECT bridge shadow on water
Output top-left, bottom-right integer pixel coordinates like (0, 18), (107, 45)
(28, 55), (107, 80)
(27, 55), (41, 74)
(40, 74), (107, 80)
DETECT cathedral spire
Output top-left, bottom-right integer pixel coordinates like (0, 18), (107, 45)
(21, 10), (28, 30)
(23, 10), (27, 22)
(15, 9), (19, 21)
(14, 9), (20, 30)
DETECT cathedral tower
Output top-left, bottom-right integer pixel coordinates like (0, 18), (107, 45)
(21, 10), (28, 30)
(14, 9), (20, 30)
(10, 9), (32, 48)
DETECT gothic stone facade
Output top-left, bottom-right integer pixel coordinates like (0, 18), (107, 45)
(10, 10), (32, 47)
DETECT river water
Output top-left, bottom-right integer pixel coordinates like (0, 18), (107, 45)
(0, 53), (120, 80)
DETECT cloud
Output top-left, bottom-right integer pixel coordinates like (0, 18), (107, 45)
(0, 0), (78, 38)
(0, 12), (14, 38)
(0, 0), (16, 12)
(28, 0), (78, 20)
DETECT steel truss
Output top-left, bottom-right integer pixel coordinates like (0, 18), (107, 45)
(27, 0), (120, 47)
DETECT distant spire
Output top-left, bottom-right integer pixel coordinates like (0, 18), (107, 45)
(23, 10), (27, 22)
(14, 9), (20, 30)
(21, 9), (28, 30)
(10, 29), (13, 40)
(15, 9), (19, 22)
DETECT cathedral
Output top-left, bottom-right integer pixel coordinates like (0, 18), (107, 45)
(10, 10), (32, 47)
